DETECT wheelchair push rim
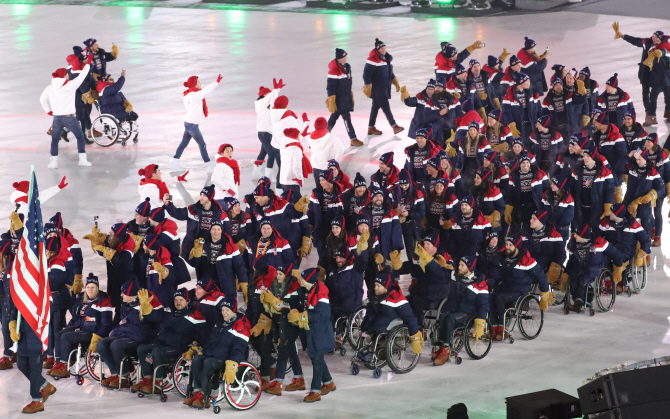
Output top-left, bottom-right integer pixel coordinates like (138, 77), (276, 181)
(172, 356), (190, 397)
(630, 265), (647, 294)
(91, 115), (120, 147)
(517, 295), (543, 340)
(464, 318), (492, 360)
(86, 352), (108, 382)
(347, 306), (367, 350)
(595, 270), (616, 312)
(223, 362), (261, 410)
(386, 325), (420, 374)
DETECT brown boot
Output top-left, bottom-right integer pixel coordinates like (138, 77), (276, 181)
(265, 380), (283, 395)
(131, 377), (150, 393)
(303, 392), (321, 402)
(41, 382), (57, 403)
(392, 125), (405, 135)
(368, 127), (382, 136)
(183, 391), (203, 406)
(350, 138), (364, 147)
(269, 368), (276, 381)
(47, 127), (53, 136)
(652, 237), (661, 247)
(101, 375), (118, 388)
(140, 379), (162, 394)
(321, 382), (336, 396)
(644, 113), (655, 127)
(285, 377), (305, 391)
(117, 378), (131, 389)
(664, 110), (670, 121)
(0, 356), (13, 370)
(261, 379), (270, 391)
(48, 362), (69, 378)
(613, 261), (629, 283)
(191, 395), (211, 409)
(433, 347), (450, 366)
(22, 401), (44, 414)
(42, 357), (54, 370)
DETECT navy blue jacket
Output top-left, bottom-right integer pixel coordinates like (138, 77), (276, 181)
(303, 282), (336, 358)
(522, 224), (566, 270)
(541, 90), (585, 136)
(404, 90), (431, 138)
(565, 236), (616, 281)
(508, 165), (549, 209)
(247, 230), (294, 272)
(360, 203), (404, 259)
(593, 125), (629, 176)
(155, 306), (206, 351)
(619, 122), (648, 152)
(495, 248), (549, 294)
(98, 76), (130, 121)
(248, 194), (306, 254)
(361, 288), (419, 336)
(539, 191), (574, 238)
(449, 209), (492, 262)
(48, 253), (71, 311)
(571, 160), (615, 226)
(165, 200), (230, 260)
(623, 163), (664, 219)
(137, 247), (177, 308)
(339, 188), (371, 233)
(405, 252), (454, 303)
(362, 49), (395, 100)
(326, 248), (367, 315)
(622, 36), (670, 87)
(308, 184), (344, 249)
(202, 314), (250, 363)
(327, 59), (354, 113)
(446, 272), (489, 319)
(599, 216), (651, 260)
(423, 94), (463, 145)
(68, 291), (113, 337)
(109, 291), (164, 343)
(403, 141), (441, 186)
(476, 245), (503, 289)
(387, 183), (426, 239)
(502, 86), (542, 139)
(597, 88), (634, 128)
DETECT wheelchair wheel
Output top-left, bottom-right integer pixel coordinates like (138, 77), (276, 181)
(464, 318), (492, 360)
(551, 281), (566, 306)
(451, 329), (464, 355)
(385, 325), (420, 374)
(223, 362), (261, 411)
(517, 294), (543, 340)
(595, 270), (616, 312)
(86, 351), (108, 382)
(172, 356), (190, 397)
(630, 264), (647, 294)
(91, 115), (120, 147)
(347, 306), (367, 350)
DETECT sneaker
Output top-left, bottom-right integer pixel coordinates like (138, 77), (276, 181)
(303, 392), (321, 403)
(41, 382), (57, 403)
(0, 356), (13, 370)
(350, 138), (364, 147)
(433, 347), (450, 366)
(367, 127), (382, 136)
(284, 377), (305, 392)
(183, 391), (202, 406)
(392, 125), (405, 135)
(265, 380), (282, 395)
(170, 158), (185, 172)
(22, 401), (44, 414)
(43, 357), (54, 370)
(321, 382), (336, 396)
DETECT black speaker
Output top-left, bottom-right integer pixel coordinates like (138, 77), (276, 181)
(506, 389), (581, 419)
(588, 399), (670, 419)
(577, 364), (670, 414)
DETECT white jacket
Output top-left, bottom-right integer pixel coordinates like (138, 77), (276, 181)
(271, 112), (305, 149)
(184, 80), (219, 125)
(254, 88), (280, 133)
(10, 185), (61, 216)
(279, 142), (307, 187)
(212, 158), (254, 200)
(40, 64), (91, 116)
(308, 132), (344, 170)
(138, 175), (179, 210)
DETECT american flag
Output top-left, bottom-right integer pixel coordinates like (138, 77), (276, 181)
(10, 168), (51, 351)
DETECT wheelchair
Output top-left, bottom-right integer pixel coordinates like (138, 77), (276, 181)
(54, 343), (90, 385)
(349, 319), (421, 378)
(563, 268), (616, 316)
(333, 303), (367, 356)
(90, 100), (139, 147)
(500, 291), (544, 344)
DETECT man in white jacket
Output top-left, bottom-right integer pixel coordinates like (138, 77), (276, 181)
(279, 128), (311, 196)
(308, 117), (344, 182)
(40, 53), (94, 169)
(171, 74), (222, 174)
(211, 143), (255, 202)
(254, 79), (284, 180)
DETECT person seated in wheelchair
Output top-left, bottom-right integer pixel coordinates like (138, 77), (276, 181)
(404, 232), (454, 326)
(182, 295), (250, 410)
(191, 277), (225, 335)
(599, 203), (652, 282)
(133, 288), (206, 396)
(96, 70), (138, 123)
(326, 243), (368, 349)
(47, 273), (113, 378)
(622, 148), (663, 240)
(433, 256), (488, 366)
(359, 272), (422, 361)
(522, 210), (566, 286)
(477, 231), (503, 290)
(97, 281), (164, 389)
(489, 233), (550, 342)
(564, 224), (616, 311)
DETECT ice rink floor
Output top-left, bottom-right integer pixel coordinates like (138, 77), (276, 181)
(1, 4), (670, 418)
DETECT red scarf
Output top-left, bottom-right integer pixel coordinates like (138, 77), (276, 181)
(285, 142), (313, 178)
(140, 178), (170, 201)
(216, 157), (240, 185)
(184, 87), (208, 118)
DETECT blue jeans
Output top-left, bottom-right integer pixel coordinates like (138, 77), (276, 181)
(191, 355), (224, 397)
(257, 132), (277, 169)
(51, 115), (86, 155)
(174, 122), (210, 162)
(438, 312), (473, 346)
(97, 337), (140, 375)
(45, 308), (66, 357)
(17, 355), (47, 401)
(55, 328), (91, 362)
(137, 343), (181, 379)
(274, 323), (303, 382)
(310, 354), (332, 392)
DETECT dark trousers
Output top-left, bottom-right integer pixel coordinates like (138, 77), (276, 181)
(642, 81), (651, 113)
(490, 291), (523, 327)
(654, 203), (663, 239)
(51, 115), (86, 156)
(137, 343), (181, 379)
(368, 97), (396, 128)
(97, 337), (140, 376)
(55, 327), (92, 362)
(191, 355), (224, 397)
(407, 293), (438, 327)
(648, 85), (670, 116)
(401, 222), (418, 265)
(569, 269), (593, 302)
(274, 323), (303, 381)
(512, 203), (536, 233)
(438, 311), (473, 346)
(1, 296), (12, 357)
(75, 93), (93, 132)
(250, 335), (274, 378)
(46, 309), (67, 357)
(309, 354), (332, 392)
(174, 122), (210, 162)
(257, 131), (277, 169)
(328, 110), (357, 140)
(17, 355), (47, 401)
(640, 211), (654, 240)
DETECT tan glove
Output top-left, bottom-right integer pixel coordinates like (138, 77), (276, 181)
(152, 262), (169, 284)
(138, 289), (153, 316)
(601, 203), (613, 220)
(250, 314), (273, 336)
(638, 189), (658, 205)
(236, 279), (248, 304)
(539, 291), (554, 311)
(189, 238), (204, 259)
(83, 226), (107, 247)
(391, 77), (400, 93)
(123, 99), (133, 113)
(326, 95), (337, 113)
(415, 243), (434, 272)
(363, 84), (372, 98)
(498, 47), (510, 64)
(93, 245), (116, 262)
(627, 199), (641, 217)
(260, 290), (284, 314)
(505, 205), (513, 225)
(287, 308), (300, 324)
(613, 261), (628, 283)
(485, 210), (501, 228)
(643, 49), (663, 70)
(9, 212), (23, 231)
(400, 85), (409, 102)
(294, 194), (310, 213)
(473, 319), (485, 340)
(635, 249), (649, 267)
(81, 89), (96, 105)
(298, 236), (312, 258)
(442, 219), (453, 229)
(491, 142), (509, 154)
(181, 341), (202, 361)
(466, 40), (483, 54)
(454, 91), (461, 100)
(111, 44), (119, 59)
(508, 122), (520, 137)
(546, 262), (562, 284)
(71, 274), (84, 294)
(357, 231), (370, 253)
(582, 115), (591, 128)
(612, 22), (623, 40)
(89, 333), (102, 353)
(389, 250), (403, 270)
(224, 360), (238, 385)
(493, 97), (501, 109)
(236, 239), (246, 254)
(294, 311), (310, 330)
(9, 320), (20, 342)
(434, 254), (454, 270)
(576, 80), (587, 95)
(560, 272), (569, 293)
(374, 253), (384, 265)
(409, 331), (423, 354)
(128, 233), (143, 254)
(665, 184), (670, 201)
(477, 107), (488, 123)
(478, 92), (488, 101)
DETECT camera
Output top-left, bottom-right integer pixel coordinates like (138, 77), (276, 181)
(94, 216), (99, 228)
